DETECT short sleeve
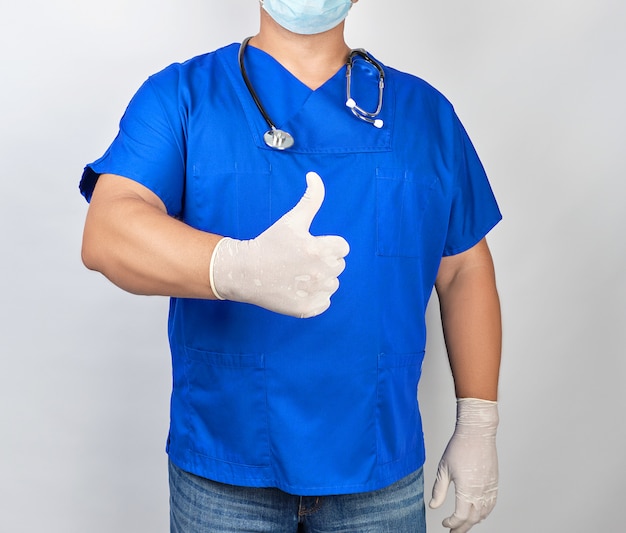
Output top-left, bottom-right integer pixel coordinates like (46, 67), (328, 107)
(79, 70), (185, 216)
(442, 114), (502, 256)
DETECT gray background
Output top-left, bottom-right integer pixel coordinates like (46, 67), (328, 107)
(1, 1), (624, 531)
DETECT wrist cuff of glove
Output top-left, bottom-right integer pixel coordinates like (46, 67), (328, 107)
(457, 397), (498, 407)
(209, 237), (228, 301)
(456, 398), (499, 431)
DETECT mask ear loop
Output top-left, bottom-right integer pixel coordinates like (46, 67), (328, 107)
(345, 49), (385, 128)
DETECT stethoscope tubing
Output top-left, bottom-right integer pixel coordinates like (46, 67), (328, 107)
(238, 37), (385, 149)
(238, 36), (279, 132)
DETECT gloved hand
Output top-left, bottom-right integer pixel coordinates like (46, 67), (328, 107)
(209, 171), (349, 318)
(429, 398), (499, 533)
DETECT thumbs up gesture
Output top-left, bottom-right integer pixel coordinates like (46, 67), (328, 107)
(210, 172), (350, 318)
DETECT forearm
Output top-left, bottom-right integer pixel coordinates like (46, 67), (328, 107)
(436, 240), (502, 401)
(82, 175), (222, 299)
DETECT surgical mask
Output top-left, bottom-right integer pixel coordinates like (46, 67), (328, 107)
(260, 0), (354, 35)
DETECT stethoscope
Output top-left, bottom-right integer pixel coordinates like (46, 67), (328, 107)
(238, 36), (385, 150)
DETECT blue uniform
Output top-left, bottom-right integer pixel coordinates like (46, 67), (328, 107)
(80, 43), (501, 496)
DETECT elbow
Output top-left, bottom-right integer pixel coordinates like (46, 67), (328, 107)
(81, 204), (112, 273)
(81, 245), (96, 271)
(81, 234), (101, 272)
(81, 218), (108, 272)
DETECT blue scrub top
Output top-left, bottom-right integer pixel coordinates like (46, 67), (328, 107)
(80, 43), (501, 496)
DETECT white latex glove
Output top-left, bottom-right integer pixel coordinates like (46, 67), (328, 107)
(209, 171), (349, 318)
(429, 398), (499, 533)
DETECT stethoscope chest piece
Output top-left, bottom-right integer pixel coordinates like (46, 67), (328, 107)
(264, 128), (295, 150)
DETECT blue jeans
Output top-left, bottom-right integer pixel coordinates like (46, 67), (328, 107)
(169, 460), (425, 533)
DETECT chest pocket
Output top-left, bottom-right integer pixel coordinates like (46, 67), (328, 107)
(188, 163), (272, 239)
(376, 168), (438, 257)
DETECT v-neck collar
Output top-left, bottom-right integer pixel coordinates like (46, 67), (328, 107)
(245, 43), (348, 92)
(242, 44), (341, 128)
(217, 42), (393, 154)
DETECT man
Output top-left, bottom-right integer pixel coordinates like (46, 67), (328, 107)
(80, 1), (502, 532)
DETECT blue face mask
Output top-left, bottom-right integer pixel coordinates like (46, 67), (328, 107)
(261, 0), (354, 35)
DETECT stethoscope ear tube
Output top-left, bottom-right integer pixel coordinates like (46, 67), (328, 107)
(345, 49), (385, 128)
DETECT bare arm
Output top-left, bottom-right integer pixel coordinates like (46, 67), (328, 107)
(81, 173), (222, 299)
(435, 238), (501, 400)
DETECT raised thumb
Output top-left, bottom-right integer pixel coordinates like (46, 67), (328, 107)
(286, 171), (325, 232)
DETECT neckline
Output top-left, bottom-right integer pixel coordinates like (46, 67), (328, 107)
(244, 41), (348, 93)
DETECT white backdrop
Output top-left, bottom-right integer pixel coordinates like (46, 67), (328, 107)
(1, 1), (624, 531)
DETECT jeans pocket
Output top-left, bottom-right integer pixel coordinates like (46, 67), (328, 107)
(183, 347), (270, 467)
(376, 169), (437, 257)
(376, 352), (424, 464)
